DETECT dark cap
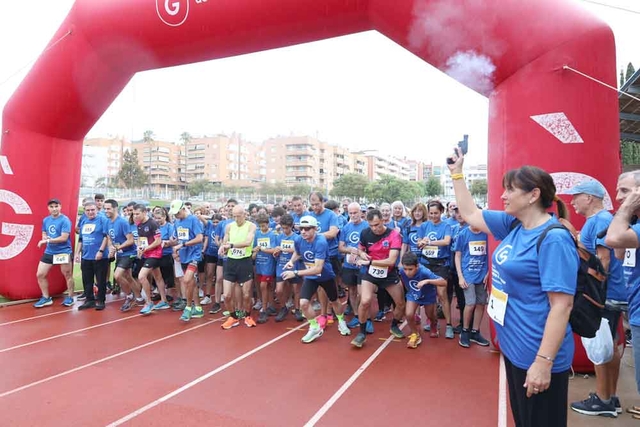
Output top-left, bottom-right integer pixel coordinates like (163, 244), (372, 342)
(47, 198), (61, 206)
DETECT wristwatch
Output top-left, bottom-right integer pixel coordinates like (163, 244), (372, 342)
(294, 270), (299, 277)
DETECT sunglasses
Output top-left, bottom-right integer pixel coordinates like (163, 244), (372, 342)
(299, 227), (313, 231)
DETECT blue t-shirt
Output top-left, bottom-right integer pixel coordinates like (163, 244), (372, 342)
(399, 264), (441, 304)
(80, 215), (109, 260)
(336, 214), (347, 230)
(291, 211), (309, 234)
(129, 222), (139, 250)
(43, 214), (72, 255)
(579, 210), (626, 302)
(311, 209), (340, 257)
(483, 210), (578, 373)
(392, 217), (410, 230)
(204, 221), (219, 257)
(402, 223), (422, 256)
(294, 234), (335, 281)
(254, 229), (277, 276)
(108, 216), (136, 257)
(339, 221), (369, 269)
(173, 214), (204, 263)
(418, 220), (453, 263)
(450, 222), (468, 268)
(625, 224), (640, 326)
(275, 231), (302, 277)
(160, 222), (175, 256)
(454, 227), (489, 284)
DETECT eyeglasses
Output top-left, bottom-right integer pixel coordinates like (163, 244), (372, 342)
(300, 227), (313, 231)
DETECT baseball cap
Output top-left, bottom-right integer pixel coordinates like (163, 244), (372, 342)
(360, 204), (367, 212)
(367, 203), (376, 209)
(47, 198), (61, 205)
(168, 200), (185, 215)
(566, 181), (606, 199)
(299, 216), (318, 228)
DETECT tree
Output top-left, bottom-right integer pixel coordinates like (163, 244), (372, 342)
(365, 174), (422, 204)
(331, 173), (369, 199)
(470, 179), (488, 204)
(424, 176), (443, 198)
(289, 183), (312, 197)
(188, 179), (213, 197)
(621, 68), (625, 87)
(117, 149), (147, 189)
(621, 140), (640, 166)
(626, 62), (636, 82)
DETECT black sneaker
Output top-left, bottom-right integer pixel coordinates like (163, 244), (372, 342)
(570, 393), (617, 418)
(470, 330), (490, 346)
(209, 302), (222, 314)
(151, 293), (161, 302)
(78, 300), (96, 310)
(459, 330), (470, 348)
(351, 332), (366, 348)
(275, 307), (288, 322)
(610, 396), (622, 414)
(257, 311), (269, 324)
(452, 324), (463, 334)
(95, 301), (106, 311)
(77, 292), (87, 301)
(294, 309), (304, 322)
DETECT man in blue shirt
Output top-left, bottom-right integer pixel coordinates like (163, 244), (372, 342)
(34, 198), (75, 308)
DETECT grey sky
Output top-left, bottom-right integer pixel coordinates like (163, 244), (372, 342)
(0, 0), (637, 167)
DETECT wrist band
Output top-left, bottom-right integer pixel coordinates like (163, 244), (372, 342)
(536, 354), (554, 362)
(451, 173), (464, 180)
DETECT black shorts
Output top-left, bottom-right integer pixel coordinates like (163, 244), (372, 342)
(603, 304), (622, 340)
(197, 259), (205, 273)
(301, 278), (338, 302)
(425, 263), (450, 282)
(204, 254), (218, 264)
(224, 257), (253, 284)
(361, 271), (400, 289)
(329, 256), (342, 277)
(342, 267), (361, 287)
(142, 257), (162, 269)
(40, 253), (72, 265)
(217, 257), (225, 267)
(115, 256), (135, 270)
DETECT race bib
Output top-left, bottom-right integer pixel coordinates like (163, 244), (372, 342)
(53, 254), (70, 265)
(230, 247), (245, 257)
(422, 246), (439, 258)
(304, 261), (320, 277)
(469, 241), (487, 256)
(487, 286), (508, 326)
(368, 265), (388, 278)
(177, 227), (189, 241)
(624, 248), (636, 268)
(257, 238), (270, 249)
(281, 240), (294, 251)
(346, 254), (358, 265)
(138, 237), (149, 249)
(82, 224), (96, 234)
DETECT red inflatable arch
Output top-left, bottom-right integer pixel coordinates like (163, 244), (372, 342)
(0, 0), (619, 304)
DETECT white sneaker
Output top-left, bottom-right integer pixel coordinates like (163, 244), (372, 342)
(252, 300), (263, 311)
(338, 320), (351, 336)
(200, 296), (212, 305)
(301, 327), (324, 343)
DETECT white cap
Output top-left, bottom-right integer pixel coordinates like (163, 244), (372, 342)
(299, 216), (318, 228)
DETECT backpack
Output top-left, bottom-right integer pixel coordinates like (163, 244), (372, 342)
(509, 220), (608, 338)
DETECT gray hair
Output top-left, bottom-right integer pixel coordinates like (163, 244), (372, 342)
(620, 170), (640, 185)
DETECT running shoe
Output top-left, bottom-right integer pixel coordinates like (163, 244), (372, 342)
(301, 326), (324, 343)
(275, 307), (288, 322)
(610, 396), (622, 414)
(366, 319), (374, 334)
(222, 310), (231, 317)
(222, 317), (239, 330)
(95, 301), (106, 311)
(423, 321), (432, 332)
(200, 296), (212, 305)
(445, 324), (454, 339)
(347, 316), (360, 329)
(77, 300), (96, 310)
(135, 297), (146, 306)
(244, 316), (257, 327)
(374, 310), (385, 322)
(120, 297), (133, 312)
(172, 299), (187, 311)
(252, 300), (263, 311)
(317, 315), (328, 330)
(180, 308), (192, 322)
(470, 330), (490, 346)
(453, 324), (463, 334)
(344, 304), (353, 316)
(294, 309), (305, 322)
(77, 292), (87, 301)
(61, 296), (74, 307)
(267, 306), (278, 316)
(209, 302), (222, 314)
(390, 324), (404, 339)
(570, 393), (617, 418)
(429, 320), (439, 338)
(407, 333), (422, 349)
(327, 314), (335, 325)
(140, 303), (154, 315)
(351, 332), (366, 348)
(191, 306), (204, 318)
(153, 301), (170, 310)
(33, 296), (53, 308)
(338, 320), (351, 336)
(459, 330), (470, 348)
(257, 311), (269, 324)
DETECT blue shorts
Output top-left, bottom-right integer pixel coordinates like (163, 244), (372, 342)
(405, 285), (436, 306)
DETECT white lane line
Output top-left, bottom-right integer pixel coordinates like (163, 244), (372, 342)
(303, 321), (407, 427)
(0, 297), (125, 327)
(0, 318), (223, 398)
(0, 313), (141, 353)
(106, 322), (308, 426)
(498, 354), (507, 427)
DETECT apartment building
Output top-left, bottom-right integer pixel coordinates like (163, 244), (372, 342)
(442, 163), (487, 198)
(365, 152), (412, 181)
(82, 137), (129, 187)
(132, 138), (184, 194)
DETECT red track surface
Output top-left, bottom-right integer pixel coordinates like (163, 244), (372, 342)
(0, 298), (507, 426)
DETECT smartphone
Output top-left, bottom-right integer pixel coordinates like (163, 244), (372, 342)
(447, 134), (469, 164)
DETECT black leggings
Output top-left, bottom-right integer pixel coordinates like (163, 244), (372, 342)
(81, 258), (109, 303)
(504, 356), (569, 427)
(159, 255), (175, 288)
(301, 278), (338, 302)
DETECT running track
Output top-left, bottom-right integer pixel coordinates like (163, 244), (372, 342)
(0, 297), (508, 426)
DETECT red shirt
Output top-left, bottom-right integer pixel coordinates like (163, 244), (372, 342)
(359, 227), (402, 274)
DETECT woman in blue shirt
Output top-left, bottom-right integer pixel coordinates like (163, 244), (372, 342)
(449, 149), (578, 427)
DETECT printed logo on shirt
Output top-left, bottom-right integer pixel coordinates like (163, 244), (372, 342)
(410, 233), (418, 245)
(109, 229), (116, 239)
(303, 250), (315, 262)
(408, 280), (420, 293)
(382, 240), (389, 248)
(48, 225), (57, 235)
(348, 231), (360, 244)
(494, 245), (512, 265)
(427, 232), (437, 241)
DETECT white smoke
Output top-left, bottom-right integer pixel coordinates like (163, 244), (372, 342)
(444, 51), (496, 96)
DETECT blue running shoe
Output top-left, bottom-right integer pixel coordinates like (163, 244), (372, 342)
(374, 310), (385, 322)
(366, 319), (374, 334)
(61, 296), (74, 307)
(347, 317), (360, 329)
(180, 307), (192, 322)
(34, 296), (53, 308)
(140, 303), (154, 315)
(153, 301), (170, 310)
